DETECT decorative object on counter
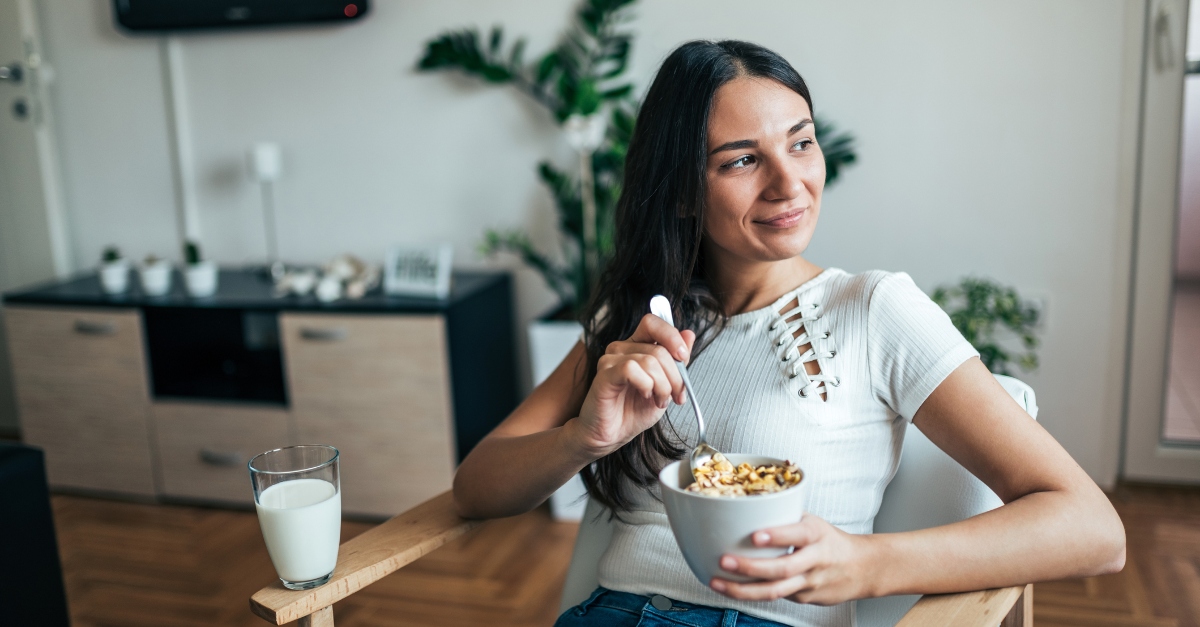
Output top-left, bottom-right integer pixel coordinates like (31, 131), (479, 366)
(931, 277), (1042, 376)
(384, 245), (452, 299)
(417, 0), (858, 319)
(247, 141), (286, 280)
(271, 255), (381, 302)
(315, 275), (341, 303)
(98, 246), (130, 295)
(182, 240), (218, 298)
(325, 254), (381, 300)
(138, 254), (172, 297)
(274, 268), (318, 297)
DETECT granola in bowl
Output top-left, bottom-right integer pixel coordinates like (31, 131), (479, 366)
(685, 452), (802, 497)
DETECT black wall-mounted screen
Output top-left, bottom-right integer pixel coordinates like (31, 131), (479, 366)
(114, 0), (369, 32)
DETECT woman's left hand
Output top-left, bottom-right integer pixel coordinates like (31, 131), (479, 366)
(709, 514), (878, 606)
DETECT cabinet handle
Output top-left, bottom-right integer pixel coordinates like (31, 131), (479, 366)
(74, 320), (116, 336)
(299, 327), (348, 341)
(199, 449), (244, 467)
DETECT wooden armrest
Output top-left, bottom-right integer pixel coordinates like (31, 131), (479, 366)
(250, 490), (1032, 627)
(897, 583), (1033, 627)
(250, 490), (481, 625)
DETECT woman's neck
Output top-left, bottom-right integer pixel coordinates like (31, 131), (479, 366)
(705, 252), (823, 317)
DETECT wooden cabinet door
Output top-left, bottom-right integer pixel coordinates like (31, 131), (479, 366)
(152, 402), (292, 505)
(280, 313), (455, 517)
(4, 306), (156, 496)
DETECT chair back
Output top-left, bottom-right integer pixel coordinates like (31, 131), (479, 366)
(558, 375), (1038, 625)
(856, 374), (1037, 625)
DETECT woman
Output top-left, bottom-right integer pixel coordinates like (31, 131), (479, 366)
(454, 40), (1125, 627)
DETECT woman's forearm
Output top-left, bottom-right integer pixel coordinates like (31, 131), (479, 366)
(866, 486), (1125, 598)
(452, 417), (598, 519)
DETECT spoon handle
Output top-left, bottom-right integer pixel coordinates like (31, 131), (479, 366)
(674, 361), (707, 444)
(649, 295), (707, 443)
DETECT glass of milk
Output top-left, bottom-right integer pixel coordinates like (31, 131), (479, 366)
(248, 445), (341, 590)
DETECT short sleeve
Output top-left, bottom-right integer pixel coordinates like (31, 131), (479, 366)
(867, 273), (979, 421)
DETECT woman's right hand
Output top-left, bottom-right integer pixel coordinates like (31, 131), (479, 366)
(569, 314), (697, 459)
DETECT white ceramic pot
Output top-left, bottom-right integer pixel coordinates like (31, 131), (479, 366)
(99, 261), (130, 294)
(659, 455), (809, 585)
(290, 270), (318, 296)
(528, 319), (588, 521)
(184, 261), (219, 298)
(315, 275), (342, 302)
(139, 261), (173, 296)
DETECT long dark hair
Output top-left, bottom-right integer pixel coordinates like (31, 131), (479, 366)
(578, 40), (814, 512)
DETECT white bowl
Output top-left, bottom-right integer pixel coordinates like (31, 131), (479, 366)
(659, 455), (809, 585)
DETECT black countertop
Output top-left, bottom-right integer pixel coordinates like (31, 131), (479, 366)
(2, 267), (506, 313)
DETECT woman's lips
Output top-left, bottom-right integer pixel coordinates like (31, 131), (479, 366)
(754, 208), (806, 228)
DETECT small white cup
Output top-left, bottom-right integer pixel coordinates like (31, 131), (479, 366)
(184, 261), (219, 298)
(139, 261), (172, 296)
(99, 261), (130, 294)
(659, 455), (809, 585)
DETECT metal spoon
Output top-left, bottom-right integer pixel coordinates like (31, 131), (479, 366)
(649, 295), (722, 486)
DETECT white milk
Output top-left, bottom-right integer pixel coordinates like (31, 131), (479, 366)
(255, 478), (341, 583)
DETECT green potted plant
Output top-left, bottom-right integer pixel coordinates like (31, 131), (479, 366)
(182, 240), (218, 298)
(416, 0), (858, 348)
(138, 253), (172, 297)
(418, 0), (858, 324)
(98, 245), (129, 295)
(931, 277), (1042, 376)
(418, 0), (858, 521)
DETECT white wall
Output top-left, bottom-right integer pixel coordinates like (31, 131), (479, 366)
(33, 0), (1141, 487)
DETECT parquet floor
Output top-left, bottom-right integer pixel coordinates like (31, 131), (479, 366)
(49, 482), (1200, 627)
(1034, 483), (1200, 627)
(52, 497), (578, 627)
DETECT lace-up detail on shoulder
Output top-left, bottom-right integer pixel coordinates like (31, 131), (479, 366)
(770, 297), (839, 400)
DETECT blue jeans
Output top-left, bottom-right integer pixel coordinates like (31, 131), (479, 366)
(555, 588), (790, 627)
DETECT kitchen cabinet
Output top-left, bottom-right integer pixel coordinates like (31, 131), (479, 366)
(2, 269), (516, 517)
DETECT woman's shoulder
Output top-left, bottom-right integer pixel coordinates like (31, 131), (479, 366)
(821, 268), (926, 310)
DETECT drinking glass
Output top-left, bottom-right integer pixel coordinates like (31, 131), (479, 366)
(248, 445), (341, 590)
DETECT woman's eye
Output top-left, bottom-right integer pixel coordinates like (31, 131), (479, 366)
(793, 138), (815, 151)
(722, 155), (756, 170)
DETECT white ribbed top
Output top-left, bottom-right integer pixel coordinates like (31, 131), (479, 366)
(594, 268), (978, 627)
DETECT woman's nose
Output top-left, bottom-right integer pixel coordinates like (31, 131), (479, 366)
(762, 159), (806, 202)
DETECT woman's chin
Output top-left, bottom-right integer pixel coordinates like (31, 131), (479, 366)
(753, 231), (815, 261)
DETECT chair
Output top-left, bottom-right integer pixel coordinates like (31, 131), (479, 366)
(250, 374), (1037, 627)
(0, 442), (71, 627)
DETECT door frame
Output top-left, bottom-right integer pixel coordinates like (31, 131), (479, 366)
(1122, 0), (1200, 482)
(0, 0), (73, 437)
(14, 0), (72, 277)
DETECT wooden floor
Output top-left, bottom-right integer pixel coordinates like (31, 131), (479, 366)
(1033, 483), (1200, 627)
(53, 497), (578, 627)
(1165, 283), (1200, 442)
(51, 482), (1200, 627)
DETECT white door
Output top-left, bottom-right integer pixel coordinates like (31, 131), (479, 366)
(0, 0), (71, 434)
(1123, 0), (1200, 482)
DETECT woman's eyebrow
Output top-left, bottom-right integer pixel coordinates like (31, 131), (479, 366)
(709, 139), (756, 155)
(789, 118), (813, 134)
(708, 118), (814, 156)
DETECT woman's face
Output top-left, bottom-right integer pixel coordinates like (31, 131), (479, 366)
(703, 77), (825, 265)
